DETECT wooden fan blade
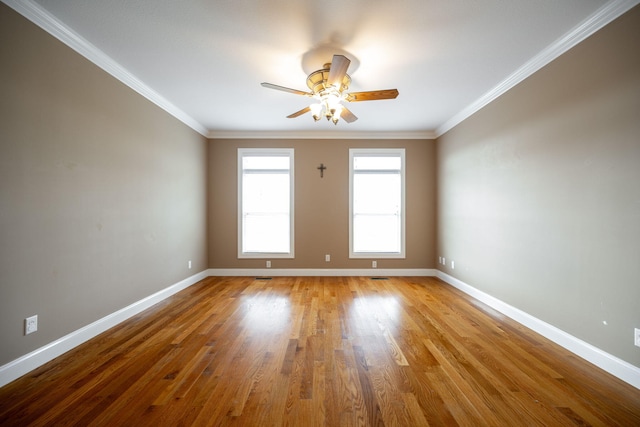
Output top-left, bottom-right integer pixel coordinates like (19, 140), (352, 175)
(287, 106), (311, 118)
(346, 89), (399, 102)
(327, 55), (350, 88)
(340, 106), (358, 123)
(261, 82), (312, 96)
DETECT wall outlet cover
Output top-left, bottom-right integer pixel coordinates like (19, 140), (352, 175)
(25, 315), (38, 335)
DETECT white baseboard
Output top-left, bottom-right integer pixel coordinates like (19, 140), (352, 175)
(0, 268), (431, 388)
(4, 269), (637, 391)
(436, 270), (640, 390)
(206, 268), (437, 277)
(0, 270), (210, 388)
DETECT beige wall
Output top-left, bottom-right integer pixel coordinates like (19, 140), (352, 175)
(0, 4), (208, 366)
(2, 0), (637, 377)
(208, 138), (437, 269)
(437, 6), (640, 366)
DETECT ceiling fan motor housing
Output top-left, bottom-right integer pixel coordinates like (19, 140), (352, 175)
(306, 64), (351, 95)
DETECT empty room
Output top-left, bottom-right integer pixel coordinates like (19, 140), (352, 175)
(1, 0), (639, 425)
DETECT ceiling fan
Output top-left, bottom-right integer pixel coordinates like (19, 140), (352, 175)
(261, 54), (399, 125)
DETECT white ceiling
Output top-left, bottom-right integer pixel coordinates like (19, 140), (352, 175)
(5, 0), (638, 138)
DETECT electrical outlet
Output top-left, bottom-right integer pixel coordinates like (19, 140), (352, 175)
(442, 257), (446, 265)
(25, 315), (38, 335)
(451, 260), (455, 269)
(266, 260), (271, 268)
(188, 260), (192, 269)
(372, 260), (377, 268)
(635, 328), (640, 347)
(325, 254), (330, 262)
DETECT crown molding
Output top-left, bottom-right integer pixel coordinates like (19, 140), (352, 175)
(5, 0), (637, 141)
(2, 0), (209, 137)
(436, 0), (640, 138)
(208, 130), (437, 140)
(2, 0), (435, 141)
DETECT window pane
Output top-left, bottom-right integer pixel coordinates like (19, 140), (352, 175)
(353, 171), (401, 253)
(243, 156), (290, 170)
(243, 214), (290, 252)
(353, 174), (400, 215)
(353, 214), (400, 253)
(353, 156), (401, 170)
(350, 149), (405, 258)
(239, 149), (293, 257)
(243, 174), (290, 214)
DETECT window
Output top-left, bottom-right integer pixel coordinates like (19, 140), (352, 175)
(238, 148), (294, 258)
(349, 148), (405, 258)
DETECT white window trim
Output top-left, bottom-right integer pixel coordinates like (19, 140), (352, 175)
(349, 148), (406, 259)
(238, 148), (295, 259)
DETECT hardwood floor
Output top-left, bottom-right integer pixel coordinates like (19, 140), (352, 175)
(1, 276), (639, 426)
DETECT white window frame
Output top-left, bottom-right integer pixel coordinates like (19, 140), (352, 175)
(238, 148), (294, 259)
(349, 148), (406, 259)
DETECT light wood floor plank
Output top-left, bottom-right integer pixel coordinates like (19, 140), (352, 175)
(1, 276), (639, 426)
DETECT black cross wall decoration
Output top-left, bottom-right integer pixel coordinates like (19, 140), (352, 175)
(317, 163), (327, 178)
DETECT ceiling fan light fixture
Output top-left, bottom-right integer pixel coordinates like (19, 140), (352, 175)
(332, 104), (343, 125)
(310, 103), (322, 121)
(261, 53), (398, 125)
